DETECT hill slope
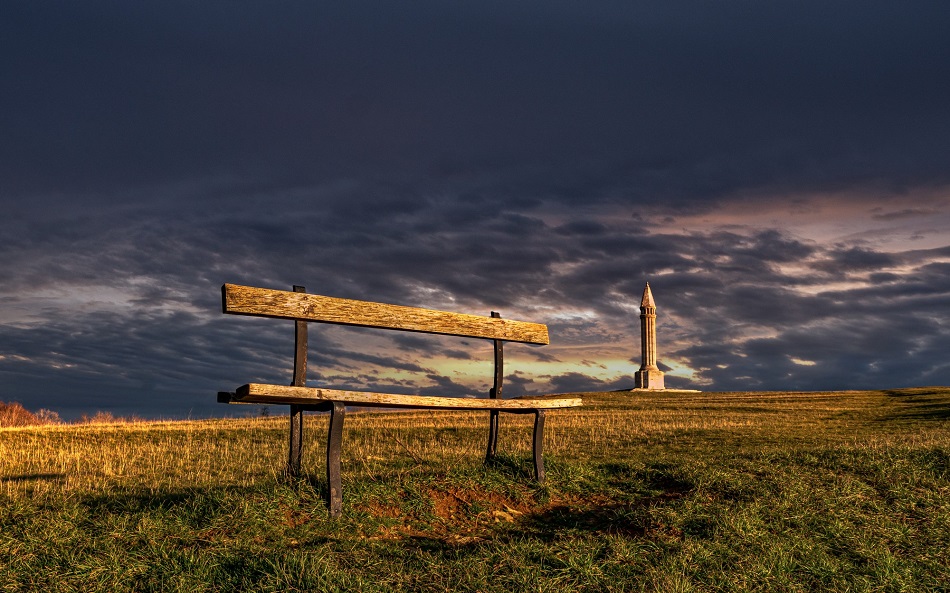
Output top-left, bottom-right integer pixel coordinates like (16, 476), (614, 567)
(2, 388), (949, 591)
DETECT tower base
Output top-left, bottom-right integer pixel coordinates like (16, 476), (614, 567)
(634, 368), (665, 390)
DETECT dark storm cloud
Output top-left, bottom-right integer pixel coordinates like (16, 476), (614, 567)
(871, 208), (941, 221)
(389, 334), (476, 361)
(813, 247), (899, 273)
(2, 206), (949, 416)
(4, 0), (950, 202)
(669, 245), (950, 391)
(545, 372), (638, 394)
(2, 1), (949, 417)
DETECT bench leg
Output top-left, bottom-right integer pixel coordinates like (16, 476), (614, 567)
(288, 404), (303, 477)
(485, 409), (499, 463)
(326, 401), (345, 517)
(532, 410), (546, 483)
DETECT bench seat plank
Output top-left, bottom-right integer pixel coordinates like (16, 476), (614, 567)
(223, 284), (550, 345)
(225, 383), (582, 410)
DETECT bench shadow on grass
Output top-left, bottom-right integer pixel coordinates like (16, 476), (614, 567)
(58, 460), (700, 553)
(398, 461), (699, 549)
(513, 462), (697, 541)
(75, 484), (340, 546)
(400, 469), (699, 551)
(80, 486), (237, 515)
(483, 455), (537, 480)
(0, 473), (66, 483)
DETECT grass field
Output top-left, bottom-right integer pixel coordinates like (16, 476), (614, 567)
(2, 387), (949, 592)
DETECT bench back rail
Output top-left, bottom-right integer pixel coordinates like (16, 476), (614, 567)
(223, 283), (549, 344)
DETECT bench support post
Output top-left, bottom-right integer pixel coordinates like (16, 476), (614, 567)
(288, 405), (303, 476)
(486, 407), (499, 461)
(326, 401), (345, 517)
(485, 311), (503, 464)
(532, 410), (546, 482)
(287, 285), (308, 477)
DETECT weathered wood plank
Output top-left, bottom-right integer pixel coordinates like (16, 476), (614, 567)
(227, 383), (583, 409)
(326, 402), (345, 516)
(222, 284), (550, 345)
(486, 311), (504, 461)
(288, 285), (307, 477)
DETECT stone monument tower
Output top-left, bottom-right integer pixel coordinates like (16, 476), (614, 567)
(635, 282), (665, 390)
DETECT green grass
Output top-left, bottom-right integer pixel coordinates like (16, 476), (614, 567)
(2, 388), (949, 591)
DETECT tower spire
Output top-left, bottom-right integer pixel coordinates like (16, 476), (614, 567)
(634, 282), (665, 390)
(641, 282), (655, 308)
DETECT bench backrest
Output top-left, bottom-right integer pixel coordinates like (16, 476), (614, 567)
(222, 284), (550, 345)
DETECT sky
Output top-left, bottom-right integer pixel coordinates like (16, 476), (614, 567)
(2, 1), (950, 419)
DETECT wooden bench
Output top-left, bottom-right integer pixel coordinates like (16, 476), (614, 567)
(217, 283), (582, 516)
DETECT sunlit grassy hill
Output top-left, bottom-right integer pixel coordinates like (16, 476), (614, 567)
(2, 388), (949, 592)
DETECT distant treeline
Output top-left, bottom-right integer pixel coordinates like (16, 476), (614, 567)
(0, 401), (141, 427)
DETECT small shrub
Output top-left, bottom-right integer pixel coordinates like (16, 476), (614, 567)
(78, 411), (117, 424)
(0, 401), (61, 427)
(35, 408), (62, 424)
(75, 410), (144, 424)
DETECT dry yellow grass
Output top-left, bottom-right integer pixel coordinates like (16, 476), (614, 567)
(2, 387), (948, 592)
(4, 388), (947, 499)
